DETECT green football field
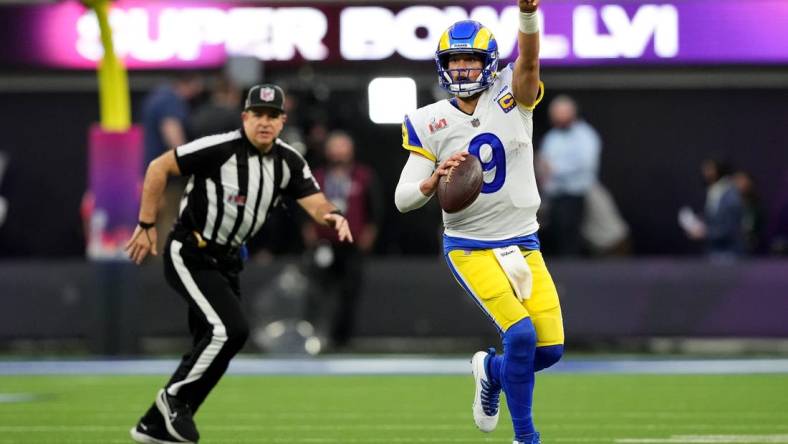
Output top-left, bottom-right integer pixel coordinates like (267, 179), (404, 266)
(1, 373), (787, 443)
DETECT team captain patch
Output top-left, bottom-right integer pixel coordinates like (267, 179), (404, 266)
(497, 93), (516, 113)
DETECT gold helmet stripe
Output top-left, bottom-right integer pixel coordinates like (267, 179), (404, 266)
(472, 27), (492, 50)
(438, 30), (451, 52)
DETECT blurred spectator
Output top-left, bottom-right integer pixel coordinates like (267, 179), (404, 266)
(141, 73), (203, 165)
(140, 73), (203, 252)
(279, 94), (308, 156)
(302, 131), (384, 350)
(679, 159), (745, 260)
(190, 76), (241, 138)
(538, 95), (601, 256)
(732, 171), (765, 255)
(766, 172), (788, 255)
(581, 182), (631, 256)
(306, 121), (330, 164)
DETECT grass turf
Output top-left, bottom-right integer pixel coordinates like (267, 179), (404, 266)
(0, 373), (787, 443)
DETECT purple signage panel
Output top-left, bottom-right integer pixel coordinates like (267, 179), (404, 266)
(4, 0), (788, 68)
(85, 126), (143, 260)
(536, 1), (788, 65)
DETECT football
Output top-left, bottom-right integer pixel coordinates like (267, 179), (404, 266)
(437, 155), (483, 213)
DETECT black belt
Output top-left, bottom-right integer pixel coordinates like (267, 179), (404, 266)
(172, 229), (240, 258)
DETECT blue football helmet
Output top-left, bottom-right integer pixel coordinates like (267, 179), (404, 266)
(435, 20), (499, 98)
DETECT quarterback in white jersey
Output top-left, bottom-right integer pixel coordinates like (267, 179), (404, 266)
(394, 1), (564, 444)
(402, 64), (543, 240)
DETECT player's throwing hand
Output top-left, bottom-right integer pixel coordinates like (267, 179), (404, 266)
(435, 151), (469, 179)
(419, 151), (470, 196)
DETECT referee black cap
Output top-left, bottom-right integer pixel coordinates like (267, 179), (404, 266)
(244, 84), (285, 112)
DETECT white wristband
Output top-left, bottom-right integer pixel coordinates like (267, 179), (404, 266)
(519, 11), (539, 34)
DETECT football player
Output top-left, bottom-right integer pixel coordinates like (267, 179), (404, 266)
(394, 1), (564, 443)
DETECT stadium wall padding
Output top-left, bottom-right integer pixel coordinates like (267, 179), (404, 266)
(0, 258), (786, 353)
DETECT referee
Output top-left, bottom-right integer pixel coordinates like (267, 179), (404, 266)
(125, 84), (353, 444)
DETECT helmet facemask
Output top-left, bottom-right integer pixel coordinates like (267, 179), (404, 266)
(435, 20), (499, 98)
(436, 51), (498, 98)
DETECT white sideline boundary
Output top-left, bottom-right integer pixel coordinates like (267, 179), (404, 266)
(0, 357), (787, 375)
(616, 435), (788, 443)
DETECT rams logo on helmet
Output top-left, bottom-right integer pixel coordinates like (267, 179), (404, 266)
(435, 20), (499, 98)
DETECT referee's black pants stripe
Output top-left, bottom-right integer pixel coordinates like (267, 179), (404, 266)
(161, 238), (249, 412)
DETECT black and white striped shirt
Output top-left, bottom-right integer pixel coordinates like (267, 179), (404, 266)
(173, 130), (320, 248)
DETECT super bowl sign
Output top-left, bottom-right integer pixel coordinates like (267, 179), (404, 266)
(8, 0), (788, 68)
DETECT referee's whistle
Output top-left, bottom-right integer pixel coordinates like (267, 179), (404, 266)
(192, 231), (208, 248)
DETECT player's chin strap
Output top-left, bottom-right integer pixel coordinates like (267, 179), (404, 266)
(492, 245), (532, 302)
(441, 67), (490, 98)
(450, 82), (485, 98)
(444, 71), (487, 98)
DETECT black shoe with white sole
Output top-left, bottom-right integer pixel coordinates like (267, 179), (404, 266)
(130, 410), (193, 444)
(155, 389), (200, 443)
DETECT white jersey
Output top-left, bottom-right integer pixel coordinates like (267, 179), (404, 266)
(402, 64), (544, 241)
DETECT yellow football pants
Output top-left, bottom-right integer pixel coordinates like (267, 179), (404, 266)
(446, 249), (564, 346)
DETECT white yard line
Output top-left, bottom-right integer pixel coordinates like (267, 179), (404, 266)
(616, 435), (788, 443)
(0, 424), (456, 432)
(0, 426), (514, 443)
(0, 393), (38, 403)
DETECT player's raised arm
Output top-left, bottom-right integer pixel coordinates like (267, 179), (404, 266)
(512, 0), (541, 107)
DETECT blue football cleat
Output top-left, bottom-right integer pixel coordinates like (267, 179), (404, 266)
(471, 347), (501, 432)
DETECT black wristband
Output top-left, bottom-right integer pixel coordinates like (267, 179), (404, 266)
(138, 221), (155, 229)
(329, 209), (343, 217)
